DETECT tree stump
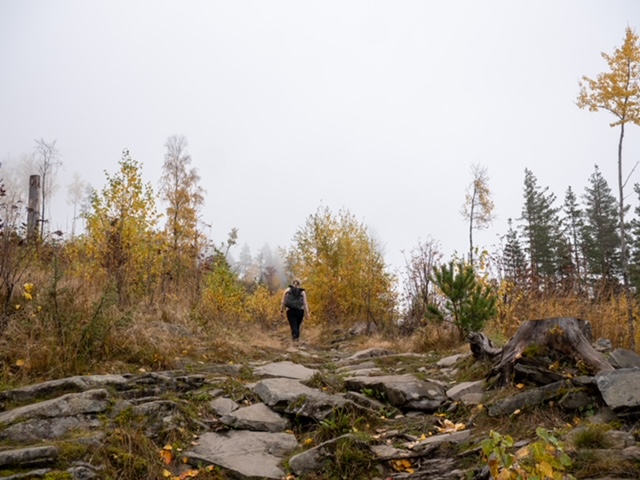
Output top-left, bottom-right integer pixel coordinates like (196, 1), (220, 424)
(484, 318), (614, 388)
(467, 332), (502, 362)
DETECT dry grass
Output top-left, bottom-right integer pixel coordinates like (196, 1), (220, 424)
(411, 323), (468, 352)
(492, 290), (639, 349)
(4, 260), (640, 389)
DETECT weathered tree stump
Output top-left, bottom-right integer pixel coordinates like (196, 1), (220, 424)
(467, 332), (501, 362)
(476, 318), (614, 388)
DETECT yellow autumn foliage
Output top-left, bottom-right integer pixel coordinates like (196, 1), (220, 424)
(286, 206), (397, 329)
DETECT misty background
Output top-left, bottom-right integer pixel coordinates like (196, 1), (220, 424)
(1, 0), (639, 275)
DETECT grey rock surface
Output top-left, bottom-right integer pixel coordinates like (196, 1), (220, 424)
(596, 368), (640, 414)
(0, 446), (59, 467)
(0, 389), (109, 425)
(220, 402), (289, 432)
(446, 380), (484, 401)
(209, 396), (239, 416)
(254, 360), (318, 381)
(609, 349), (640, 369)
(184, 430), (298, 479)
(345, 374), (447, 411)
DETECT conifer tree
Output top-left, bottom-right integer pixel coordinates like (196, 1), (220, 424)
(561, 186), (584, 284)
(519, 169), (563, 286)
(428, 261), (497, 340)
(628, 183), (640, 292)
(502, 218), (528, 284)
(581, 165), (621, 288)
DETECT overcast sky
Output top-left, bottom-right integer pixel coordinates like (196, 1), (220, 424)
(1, 1), (640, 273)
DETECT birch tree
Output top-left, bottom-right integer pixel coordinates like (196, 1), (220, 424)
(159, 135), (205, 291)
(461, 164), (494, 264)
(577, 27), (640, 348)
(34, 139), (62, 237)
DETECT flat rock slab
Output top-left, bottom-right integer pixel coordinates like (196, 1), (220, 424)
(253, 378), (316, 410)
(596, 368), (640, 414)
(345, 375), (446, 411)
(209, 397), (239, 416)
(184, 430), (297, 479)
(0, 446), (58, 467)
(0, 375), (128, 404)
(446, 380), (484, 402)
(407, 430), (471, 451)
(0, 415), (102, 443)
(609, 349), (640, 369)
(488, 380), (577, 417)
(0, 389), (110, 426)
(437, 354), (466, 368)
(253, 377), (349, 421)
(342, 348), (396, 362)
(220, 403), (289, 432)
(341, 368), (383, 377)
(253, 361), (318, 381)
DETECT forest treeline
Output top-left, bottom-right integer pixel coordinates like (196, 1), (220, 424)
(0, 27), (639, 382)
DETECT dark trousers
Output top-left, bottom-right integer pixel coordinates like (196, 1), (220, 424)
(286, 308), (304, 340)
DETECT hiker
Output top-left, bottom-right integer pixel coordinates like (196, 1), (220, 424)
(281, 279), (310, 343)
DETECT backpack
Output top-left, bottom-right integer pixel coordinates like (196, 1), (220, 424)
(284, 286), (305, 310)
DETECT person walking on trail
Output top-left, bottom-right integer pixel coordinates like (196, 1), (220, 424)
(281, 279), (310, 343)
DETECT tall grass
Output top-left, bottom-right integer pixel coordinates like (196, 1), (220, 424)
(490, 287), (637, 348)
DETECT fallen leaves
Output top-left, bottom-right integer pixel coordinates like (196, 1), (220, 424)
(435, 419), (466, 434)
(160, 445), (173, 464)
(159, 445), (216, 479)
(391, 458), (414, 474)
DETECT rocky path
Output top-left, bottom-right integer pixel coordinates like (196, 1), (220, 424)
(0, 339), (639, 479)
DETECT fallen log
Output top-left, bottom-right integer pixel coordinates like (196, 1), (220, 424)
(472, 318), (614, 388)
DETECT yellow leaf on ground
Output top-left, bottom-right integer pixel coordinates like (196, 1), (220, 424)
(391, 459), (413, 471)
(515, 446), (529, 459)
(160, 448), (173, 464)
(15, 359), (25, 367)
(539, 460), (554, 477)
(179, 470), (200, 479)
(436, 419), (466, 433)
(162, 469), (172, 477)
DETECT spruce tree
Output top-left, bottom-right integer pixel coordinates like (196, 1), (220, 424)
(519, 169), (563, 286)
(628, 183), (640, 291)
(561, 186), (584, 286)
(581, 165), (621, 288)
(502, 218), (528, 284)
